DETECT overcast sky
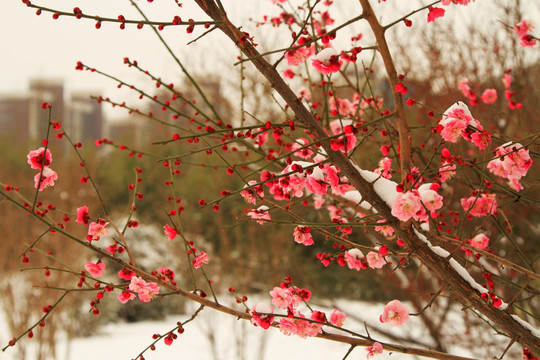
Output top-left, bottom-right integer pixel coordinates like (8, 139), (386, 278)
(1, 1), (537, 119)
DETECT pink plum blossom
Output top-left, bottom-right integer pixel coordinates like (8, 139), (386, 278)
(329, 97), (353, 117)
(250, 303), (275, 329)
(87, 220), (109, 241)
(292, 138), (314, 159)
(270, 286), (311, 311)
(458, 78), (475, 100)
(299, 88), (311, 101)
(514, 20), (537, 47)
(285, 44), (315, 66)
(438, 102), (480, 143)
(441, 0), (474, 5)
(118, 268), (135, 281)
(329, 119), (354, 135)
(439, 112), (468, 142)
(380, 300), (409, 326)
(278, 317), (298, 336)
(27, 147), (52, 169)
(480, 89), (497, 104)
(240, 180), (264, 204)
(366, 251), (386, 269)
(313, 195), (325, 209)
(375, 219), (394, 237)
(503, 73), (512, 88)
(323, 165), (340, 189)
(283, 69), (295, 79)
(330, 133), (356, 153)
(374, 157), (392, 179)
(487, 143), (532, 191)
(438, 161), (456, 183)
(311, 48), (343, 75)
(192, 251), (209, 269)
(293, 225), (314, 246)
(418, 188), (443, 216)
(305, 177), (328, 195)
(469, 234), (489, 250)
(85, 261), (105, 277)
(470, 130), (492, 150)
(117, 290), (136, 304)
(76, 206), (90, 224)
(330, 309), (347, 327)
(255, 131), (267, 147)
(345, 249), (366, 271)
(247, 205), (271, 225)
(461, 193), (498, 217)
(163, 224), (179, 241)
(278, 311), (322, 338)
(129, 276), (160, 303)
(427, 7), (445, 23)
(270, 286), (294, 309)
(158, 267), (175, 282)
(34, 167), (58, 191)
(391, 191), (422, 222)
(366, 342), (384, 358)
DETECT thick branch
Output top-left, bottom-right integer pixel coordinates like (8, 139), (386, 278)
(192, 0), (540, 356)
(358, 0), (411, 180)
(1, 189), (474, 360)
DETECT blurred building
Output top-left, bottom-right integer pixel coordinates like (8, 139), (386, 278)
(0, 79), (103, 143)
(0, 95), (31, 142)
(29, 79), (65, 138)
(68, 93), (104, 142)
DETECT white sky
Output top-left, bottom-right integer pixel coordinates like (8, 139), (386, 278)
(1, 1), (537, 119)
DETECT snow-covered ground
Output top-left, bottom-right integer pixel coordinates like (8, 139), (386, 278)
(0, 298), (485, 360)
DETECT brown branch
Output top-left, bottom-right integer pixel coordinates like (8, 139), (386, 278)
(192, 0), (540, 356)
(318, 332), (476, 360)
(439, 235), (540, 283)
(1, 189), (476, 360)
(358, 0), (412, 181)
(23, 2), (215, 26)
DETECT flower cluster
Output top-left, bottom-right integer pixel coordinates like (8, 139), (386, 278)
(329, 119), (357, 153)
(391, 183), (443, 223)
(438, 102), (491, 149)
(375, 219), (394, 237)
(458, 78), (497, 105)
(344, 249), (366, 271)
(284, 39), (315, 66)
(461, 192), (498, 217)
(240, 180), (265, 204)
(87, 219), (109, 241)
(514, 20), (537, 47)
(250, 303), (275, 329)
(128, 276), (160, 303)
(374, 157), (392, 179)
(27, 147), (58, 191)
(487, 143), (532, 191)
(251, 282), (347, 338)
(293, 225), (314, 246)
(247, 205), (271, 225)
(311, 47), (342, 75)
(441, 0), (474, 5)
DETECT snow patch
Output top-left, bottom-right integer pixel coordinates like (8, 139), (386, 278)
(353, 166), (399, 207)
(414, 230), (492, 296)
(511, 314), (540, 339)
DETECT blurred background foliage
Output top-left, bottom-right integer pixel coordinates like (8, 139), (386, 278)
(0, 1), (539, 359)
